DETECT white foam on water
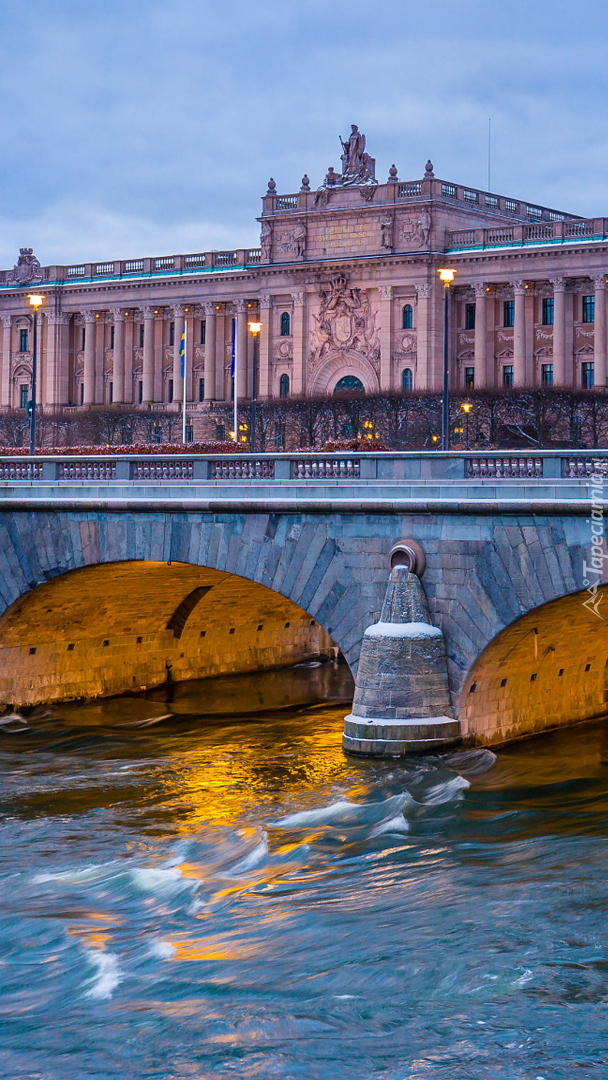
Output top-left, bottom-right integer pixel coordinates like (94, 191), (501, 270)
(512, 968), (534, 988)
(83, 950), (122, 1001)
(274, 791), (414, 829)
(369, 814), (410, 837)
(365, 621), (443, 639)
(34, 863), (111, 885)
(445, 748), (497, 775)
(147, 939), (177, 959)
(225, 834), (269, 876)
(422, 775), (471, 805)
(129, 866), (196, 897)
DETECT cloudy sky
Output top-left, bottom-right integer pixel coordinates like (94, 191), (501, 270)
(0, 0), (607, 268)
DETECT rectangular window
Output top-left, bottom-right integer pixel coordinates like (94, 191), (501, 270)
(503, 300), (515, 328)
(168, 379), (174, 403)
(200, 320), (206, 345)
(582, 361), (595, 388)
(80, 382), (84, 405)
(541, 363), (553, 386)
(583, 295), (595, 323)
(108, 382), (113, 404)
(110, 325), (115, 350)
(198, 377), (205, 402)
(542, 298), (554, 326)
(465, 304), (476, 330)
(139, 324), (145, 348)
(138, 380), (143, 403)
(503, 365), (514, 388)
(19, 384), (28, 409)
(169, 321), (175, 347)
(465, 367), (475, 389)
(19, 329), (28, 353)
(185, 426), (194, 443)
(215, 424), (225, 441)
(81, 328), (86, 351)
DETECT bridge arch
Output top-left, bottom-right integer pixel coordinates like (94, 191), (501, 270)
(0, 560), (341, 708)
(459, 586), (608, 746)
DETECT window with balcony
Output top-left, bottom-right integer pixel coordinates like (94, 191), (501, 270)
(582, 361), (595, 388)
(542, 298), (554, 326)
(465, 304), (476, 330)
(541, 363), (553, 386)
(503, 300), (515, 328)
(279, 373), (290, 397)
(503, 365), (514, 387)
(402, 304), (413, 329)
(280, 311), (291, 336)
(583, 296), (595, 323)
(465, 367), (475, 388)
(402, 368), (413, 391)
(19, 329), (28, 353)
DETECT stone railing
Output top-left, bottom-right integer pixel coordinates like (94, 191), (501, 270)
(0, 450), (606, 484)
(448, 219), (607, 251)
(0, 248), (263, 287)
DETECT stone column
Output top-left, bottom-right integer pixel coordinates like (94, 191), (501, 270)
(473, 282), (488, 388)
(258, 294), (272, 397)
(141, 306), (155, 403)
(513, 280), (527, 386)
(43, 312), (69, 405)
(111, 309), (125, 403)
(415, 283), (433, 389)
(291, 290), (305, 395)
(203, 302), (216, 400)
(594, 274), (607, 387)
(1, 315), (12, 407)
(83, 311), (97, 404)
(550, 277), (566, 386)
(378, 285), (393, 391)
(171, 304), (185, 403)
(235, 299), (249, 400)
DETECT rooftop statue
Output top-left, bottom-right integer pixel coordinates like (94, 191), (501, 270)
(315, 125), (377, 204)
(6, 248), (44, 286)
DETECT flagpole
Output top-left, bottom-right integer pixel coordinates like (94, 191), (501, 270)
(182, 322), (187, 444)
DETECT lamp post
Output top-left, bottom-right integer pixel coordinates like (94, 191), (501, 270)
(438, 269), (456, 451)
(461, 400), (473, 450)
(27, 293), (45, 456)
(248, 321), (262, 452)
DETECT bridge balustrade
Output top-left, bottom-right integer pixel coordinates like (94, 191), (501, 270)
(466, 457), (543, 479)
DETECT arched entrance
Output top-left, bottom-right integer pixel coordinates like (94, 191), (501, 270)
(0, 561), (339, 708)
(459, 586), (608, 745)
(334, 375), (364, 394)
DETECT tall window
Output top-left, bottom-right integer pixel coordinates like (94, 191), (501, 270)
(216, 424), (226, 441)
(198, 377), (205, 402)
(81, 327), (86, 350)
(169, 321), (175, 346)
(279, 373), (290, 397)
(110, 324), (115, 349)
(185, 426), (194, 443)
(80, 382), (84, 405)
(200, 320), (206, 344)
(583, 295), (595, 323)
(280, 311), (291, 336)
(402, 304), (413, 330)
(19, 384), (28, 409)
(503, 365), (514, 387)
(465, 304), (476, 330)
(138, 381), (143, 403)
(402, 368), (413, 391)
(542, 363), (553, 386)
(542, 298), (554, 326)
(503, 300), (515, 328)
(19, 329), (28, 353)
(168, 378), (174, 403)
(465, 367), (475, 388)
(582, 361), (595, 388)
(108, 382), (113, 404)
(139, 324), (145, 348)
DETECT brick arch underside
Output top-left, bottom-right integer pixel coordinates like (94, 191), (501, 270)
(0, 561), (340, 707)
(459, 587), (608, 746)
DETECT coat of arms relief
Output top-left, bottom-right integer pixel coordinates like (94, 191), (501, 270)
(309, 274), (380, 374)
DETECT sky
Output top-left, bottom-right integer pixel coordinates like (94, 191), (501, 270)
(0, 0), (607, 269)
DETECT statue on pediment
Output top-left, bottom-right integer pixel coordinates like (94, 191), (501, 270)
(315, 126), (377, 203)
(7, 248), (44, 286)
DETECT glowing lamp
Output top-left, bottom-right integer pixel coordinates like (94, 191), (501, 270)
(28, 294), (44, 309)
(438, 269), (456, 283)
(248, 321), (262, 334)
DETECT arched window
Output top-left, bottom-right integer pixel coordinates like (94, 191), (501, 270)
(402, 368), (413, 392)
(334, 375), (365, 395)
(280, 311), (291, 336)
(402, 304), (413, 330)
(279, 373), (290, 397)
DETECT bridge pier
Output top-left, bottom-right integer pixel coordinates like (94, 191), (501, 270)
(343, 561), (460, 756)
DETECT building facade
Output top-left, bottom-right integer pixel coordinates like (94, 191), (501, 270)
(1, 127), (607, 433)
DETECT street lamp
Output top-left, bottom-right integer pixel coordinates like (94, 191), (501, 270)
(27, 293), (45, 456)
(438, 269), (456, 451)
(248, 321), (262, 452)
(461, 400), (473, 450)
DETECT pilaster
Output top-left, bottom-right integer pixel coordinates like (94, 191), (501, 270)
(594, 274), (607, 387)
(1, 315), (12, 407)
(378, 285), (393, 391)
(291, 290), (306, 395)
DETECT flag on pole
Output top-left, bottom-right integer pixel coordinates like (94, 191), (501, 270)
(179, 328), (186, 379)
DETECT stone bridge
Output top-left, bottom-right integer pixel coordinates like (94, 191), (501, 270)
(0, 449), (606, 750)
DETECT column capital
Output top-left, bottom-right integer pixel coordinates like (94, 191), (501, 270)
(170, 304), (185, 319)
(234, 298), (248, 314)
(473, 282), (487, 299)
(203, 301), (217, 317)
(550, 276), (566, 292)
(259, 293), (272, 309)
(416, 283), (432, 300)
(378, 285), (393, 301)
(83, 310), (98, 324)
(140, 305), (155, 320)
(109, 308), (125, 322)
(292, 290), (305, 306)
(513, 279), (527, 294)
(46, 312), (71, 326)
(594, 273), (608, 290)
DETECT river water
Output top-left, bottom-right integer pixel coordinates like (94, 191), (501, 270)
(1, 664), (608, 1079)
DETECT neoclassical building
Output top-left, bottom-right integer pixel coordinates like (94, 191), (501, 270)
(1, 126), (607, 432)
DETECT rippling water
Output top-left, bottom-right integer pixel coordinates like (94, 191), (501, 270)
(1, 665), (608, 1079)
